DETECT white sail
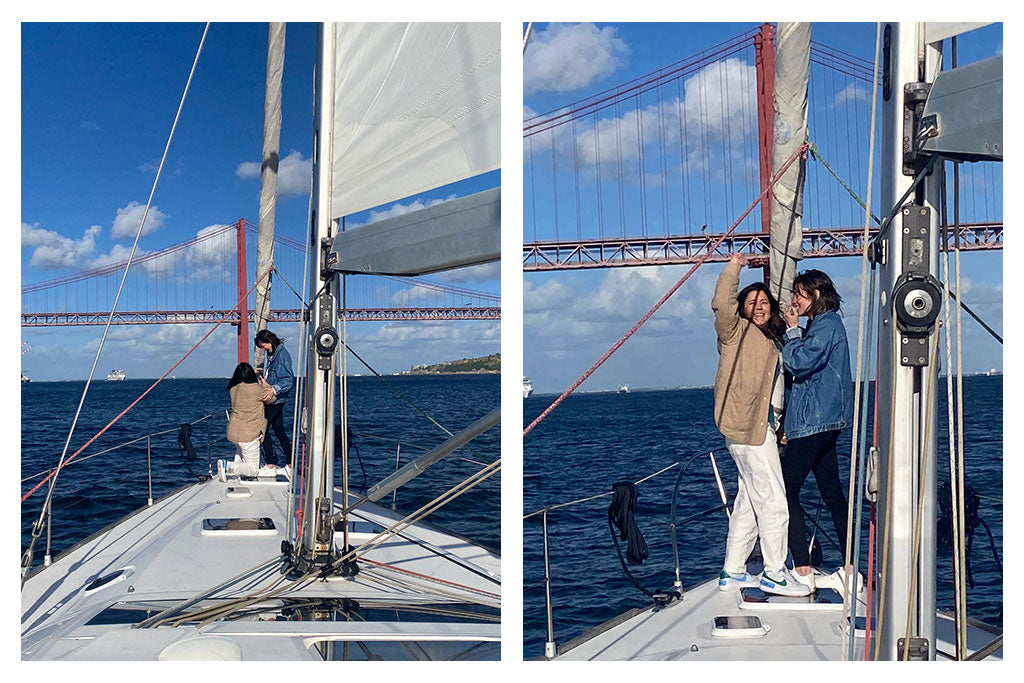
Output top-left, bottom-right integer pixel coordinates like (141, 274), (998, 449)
(769, 22), (810, 307)
(253, 22), (286, 359)
(330, 23), (500, 220)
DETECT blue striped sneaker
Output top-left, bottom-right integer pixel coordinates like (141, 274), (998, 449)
(760, 567), (813, 596)
(718, 570), (760, 591)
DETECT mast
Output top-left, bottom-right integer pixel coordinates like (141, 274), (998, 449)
(253, 22), (286, 365)
(873, 21), (1001, 659)
(874, 22), (941, 660)
(293, 22), (342, 574)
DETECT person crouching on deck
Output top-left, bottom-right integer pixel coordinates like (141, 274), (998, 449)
(712, 252), (810, 597)
(220, 362), (268, 481)
(780, 269), (856, 592)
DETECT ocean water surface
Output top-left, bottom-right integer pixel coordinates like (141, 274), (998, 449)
(523, 376), (1002, 657)
(21, 374), (500, 569)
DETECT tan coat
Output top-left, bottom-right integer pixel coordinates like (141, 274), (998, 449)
(712, 261), (779, 444)
(227, 382), (267, 444)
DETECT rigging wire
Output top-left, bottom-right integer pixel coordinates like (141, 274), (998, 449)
(524, 143), (807, 437)
(841, 21), (881, 660)
(22, 23), (212, 576)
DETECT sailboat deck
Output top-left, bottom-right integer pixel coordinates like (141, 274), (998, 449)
(22, 471), (500, 660)
(554, 578), (1000, 661)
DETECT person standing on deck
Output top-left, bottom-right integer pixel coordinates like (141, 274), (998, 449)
(255, 329), (294, 471)
(780, 269), (856, 592)
(712, 252), (810, 597)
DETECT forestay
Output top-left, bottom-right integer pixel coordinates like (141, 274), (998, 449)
(330, 23), (500, 220)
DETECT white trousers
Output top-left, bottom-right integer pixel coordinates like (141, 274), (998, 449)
(723, 425), (790, 574)
(231, 437), (261, 477)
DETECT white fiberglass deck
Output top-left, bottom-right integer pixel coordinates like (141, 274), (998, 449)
(22, 471), (499, 661)
(554, 577), (1000, 661)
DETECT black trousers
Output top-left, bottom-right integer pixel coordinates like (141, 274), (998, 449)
(261, 402), (292, 467)
(782, 429), (848, 567)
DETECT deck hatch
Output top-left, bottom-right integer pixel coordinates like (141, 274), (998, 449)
(84, 567), (133, 593)
(201, 517), (277, 536)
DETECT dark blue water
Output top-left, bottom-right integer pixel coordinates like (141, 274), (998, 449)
(523, 375), (1002, 657)
(22, 374), (499, 567)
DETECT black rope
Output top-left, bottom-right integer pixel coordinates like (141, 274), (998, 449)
(937, 480), (1003, 589)
(607, 481), (653, 599)
(336, 425), (368, 493)
(177, 423), (205, 481)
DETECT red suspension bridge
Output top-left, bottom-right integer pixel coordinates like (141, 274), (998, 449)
(22, 219), (500, 327)
(523, 24), (1002, 271)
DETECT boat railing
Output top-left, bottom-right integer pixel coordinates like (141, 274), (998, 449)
(21, 412), (223, 508)
(523, 453), (734, 659)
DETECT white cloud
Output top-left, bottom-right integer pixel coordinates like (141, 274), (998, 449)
(111, 201), (168, 239)
(236, 150), (312, 200)
(89, 244), (148, 269)
(22, 222), (101, 269)
(436, 262), (500, 283)
(526, 58), (756, 174)
(832, 82), (869, 108)
(525, 23), (628, 95)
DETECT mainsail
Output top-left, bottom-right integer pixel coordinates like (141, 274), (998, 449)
(253, 22), (286, 362)
(768, 22), (810, 307)
(329, 23), (500, 220)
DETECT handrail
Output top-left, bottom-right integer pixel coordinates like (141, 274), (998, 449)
(20, 413), (220, 485)
(525, 456), (727, 658)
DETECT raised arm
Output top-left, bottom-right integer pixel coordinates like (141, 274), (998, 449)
(781, 320), (833, 380)
(712, 253), (746, 342)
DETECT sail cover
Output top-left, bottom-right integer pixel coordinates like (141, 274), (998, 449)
(769, 22), (810, 307)
(330, 23), (500, 220)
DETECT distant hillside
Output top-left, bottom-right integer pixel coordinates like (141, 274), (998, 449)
(407, 353), (500, 375)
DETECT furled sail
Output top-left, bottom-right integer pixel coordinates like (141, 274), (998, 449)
(329, 23), (500, 220)
(253, 22), (286, 363)
(769, 22), (810, 307)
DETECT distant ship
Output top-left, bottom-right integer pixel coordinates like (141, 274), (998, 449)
(523, 377), (534, 398)
(988, 368), (1001, 376)
(106, 369), (126, 381)
(21, 374), (30, 383)
(617, 384), (630, 394)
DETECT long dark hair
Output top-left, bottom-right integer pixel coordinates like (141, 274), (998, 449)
(736, 282), (787, 343)
(228, 362), (259, 391)
(793, 269), (842, 318)
(255, 329), (283, 353)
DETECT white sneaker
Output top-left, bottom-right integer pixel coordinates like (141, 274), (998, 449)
(216, 459), (226, 483)
(817, 566), (865, 595)
(760, 567), (813, 597)
(281, 464), (292, 480)
(718, 570), (760, 591)
(792, 568), (816, 592)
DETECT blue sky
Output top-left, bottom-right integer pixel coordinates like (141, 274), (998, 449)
(20, 22), (500, 380)
(523, 22), (1003, 393)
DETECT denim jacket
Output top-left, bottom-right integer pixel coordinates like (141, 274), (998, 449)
(262, 344), (294, 405)
(781, 310), (853, 439)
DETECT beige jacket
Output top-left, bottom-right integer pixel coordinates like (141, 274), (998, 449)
(227, 382), (267, 444)
(711, 261), (780, 444)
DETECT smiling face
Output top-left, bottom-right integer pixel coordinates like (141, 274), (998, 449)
(791, 284), (817, 317)
(743, 289), (772, 328)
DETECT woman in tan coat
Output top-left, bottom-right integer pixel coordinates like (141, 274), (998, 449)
(712, 252), (808, 596)
(219, 362), (268, 480)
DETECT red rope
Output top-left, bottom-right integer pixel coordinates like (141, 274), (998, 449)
(524, 143), (808, 437)
(360, 557), (501, 599)
(22, 268), (272, 503)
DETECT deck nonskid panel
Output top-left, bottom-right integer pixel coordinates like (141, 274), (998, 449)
(22, 471), (499, 660)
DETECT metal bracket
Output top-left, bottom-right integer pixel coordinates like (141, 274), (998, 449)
(903, 82), (934, 176)
(893, 206), (940, 367)
(897, 636), (930, 661)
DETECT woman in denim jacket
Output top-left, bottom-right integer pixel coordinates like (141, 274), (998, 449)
(781, 269), (854, 589)
(255, 329), (295, 470)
